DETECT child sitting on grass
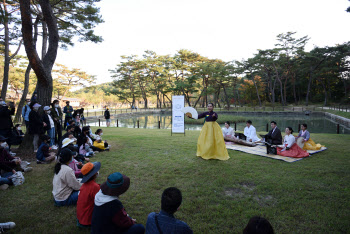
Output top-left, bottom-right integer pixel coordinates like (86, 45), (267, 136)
(52, 148), (81, 206)
(80, 137), (96, 157)
(76, 162), (101, 228)
(36, 135), (56, 164)
(93, 129), (109, 151)
(62, 138), (89, 163)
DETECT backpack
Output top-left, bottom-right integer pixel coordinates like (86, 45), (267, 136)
(24, 105), (28, 113)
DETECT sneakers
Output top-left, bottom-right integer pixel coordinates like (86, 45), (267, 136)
(0, 184), (9, 191)
(9, 152), (16, 156)
(0, 222), (15, 230)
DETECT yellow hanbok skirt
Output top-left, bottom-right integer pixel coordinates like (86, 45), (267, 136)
(303, 139), (324, 151)
(197, 122), (230, 160)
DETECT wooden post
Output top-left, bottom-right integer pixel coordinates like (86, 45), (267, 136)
(337, 124), (340, 134)
(158, 121), (160, 129)
(117, 119), (119, 127)
(137, 120), (139, 128)
(234, 122), (237, 131)
(298, 124), (301, 132)
(99, 119), (100, 127)
(266, 123), (268, 132)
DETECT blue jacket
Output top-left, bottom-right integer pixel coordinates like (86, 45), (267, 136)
(22, 105), (31, 122)
(63, 105), (73, 117)
(36, 142), (49, 162)
(146, 210), (193, 234)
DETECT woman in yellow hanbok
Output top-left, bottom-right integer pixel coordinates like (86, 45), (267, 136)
(191, 103), (229, 160)
(296, 124), (324, 150)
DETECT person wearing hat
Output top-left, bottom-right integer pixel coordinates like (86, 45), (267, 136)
(43, 106), (57, 150)
(36, 135), (56, 164)
(63, 101), (74, 130)
(145, 187), (193, 234)
(28, 102), (45, 152)
(91, 172), (145, 234)
(76, 162), (101, 227)
(52, 148), (82, 206)
(0, 101), (15, 139)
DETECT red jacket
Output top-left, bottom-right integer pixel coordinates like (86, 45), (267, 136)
(77, 180), (100, 225)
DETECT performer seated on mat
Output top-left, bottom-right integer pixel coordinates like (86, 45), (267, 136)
(244, 120), (260, 143)
(277, 127), (309, 158)
(191, 103), (229, 160)
(264, 121), (282, 154)
(222, 121), (235, 145)
(296, 123), (324, 150)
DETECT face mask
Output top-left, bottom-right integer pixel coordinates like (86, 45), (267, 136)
(34, 107), (39, 111)
(27, 102), (31, 106)
(55, 104), (59, 108)
(17, 127), (21, 131)
(89, 129), (92, 134)
(47, 111), (51, 114)
(70, 157), (74, 163)
(100, 133), (103, 136)
(0, 142), (7, 148)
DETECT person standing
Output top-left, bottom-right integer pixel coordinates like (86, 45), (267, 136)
(104, 108), (111, 127)
(0, 101), (15, 139)
(43, 106), (57, 149)
(21, 99), (31, 131)
(51, 100), (63, 148)
(187, 103), (229, 160)
(28, 102), (45, 152)
(63, 101), (73, 130)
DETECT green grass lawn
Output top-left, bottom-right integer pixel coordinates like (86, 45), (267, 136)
(320, 109), (350, 119)
(1, 127), (350, 233)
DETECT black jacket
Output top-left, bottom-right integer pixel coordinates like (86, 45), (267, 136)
(266, 127), (282, 145)
(0, 106), (15, 130)
(28, 110), (44, 135)
(8, 129), (24, 145)
(104, 110), (110, 119)
(42, 113), (53, 131)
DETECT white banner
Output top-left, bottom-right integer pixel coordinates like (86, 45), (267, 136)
(172, 95), (185, 133)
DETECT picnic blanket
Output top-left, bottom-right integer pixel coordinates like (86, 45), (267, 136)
(226, 143), (327, 163)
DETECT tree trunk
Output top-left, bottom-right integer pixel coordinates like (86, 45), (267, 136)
(252, 76), (262, 107)
(20, 0), (59, 107)
(222, 86), (230, 110)
(14, 64), (31, 122)
(1, 16), (10, 100)
(305, 72), (312, 106)
(42, 20), (48, 58)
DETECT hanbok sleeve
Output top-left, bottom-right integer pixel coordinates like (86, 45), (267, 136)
(305, 131), (310, 141)
(286, 135), (295, 148)
(198, 112), (206, 119)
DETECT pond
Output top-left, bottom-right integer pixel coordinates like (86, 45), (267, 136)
(86, 113), (350, 134)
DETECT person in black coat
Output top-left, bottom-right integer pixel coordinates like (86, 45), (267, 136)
(104, 108), (111, 127)
(264, 121), (283, 154)
(28, 102), (45, 152)
(0, 101), (15, 138)
(8, 124), (24, 150)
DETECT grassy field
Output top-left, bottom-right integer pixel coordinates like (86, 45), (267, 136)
(185, 114), (246, 125)
(320, 109), (350, 119)
(1, 127), (349, 233)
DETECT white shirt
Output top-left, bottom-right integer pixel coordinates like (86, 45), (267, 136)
(244, 125), (260, 142)
(48, 115), (55, 128)
(283, 134), (295, 148)
(222, 127), (235, 137)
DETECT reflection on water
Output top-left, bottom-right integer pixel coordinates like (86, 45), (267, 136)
(86, 113), (350, 134)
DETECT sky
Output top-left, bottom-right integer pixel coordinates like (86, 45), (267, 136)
(16, 0), (350, 84)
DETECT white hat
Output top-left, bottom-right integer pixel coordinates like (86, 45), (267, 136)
(62, 138), (75, 148)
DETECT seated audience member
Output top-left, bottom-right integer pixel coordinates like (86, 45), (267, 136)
(244, 120), (260, 142)
(76, 162), (101, 227)
(79, 126), (103, 152)
(80, 137), (95, 157)
(91, 172), (145, 234)
(264, 121), (282, 155)
(8, 124), (24, 151)
(61, 138), (88, 163)
(36, 135), (56, 164)
(296, 123), (324, 150)
(0, 136), (31, 172)
(93, 129), (109, 150)
(69, 157), (83, 178)
(146, 187), (193, 234)
(52, 148), (82, 206)
(222, 122), (235, 145)
(68, 119), (82, 139)
(277, 127), (309, 158)
(0, 170), (14, 190)
(243, 216), (274, 234)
